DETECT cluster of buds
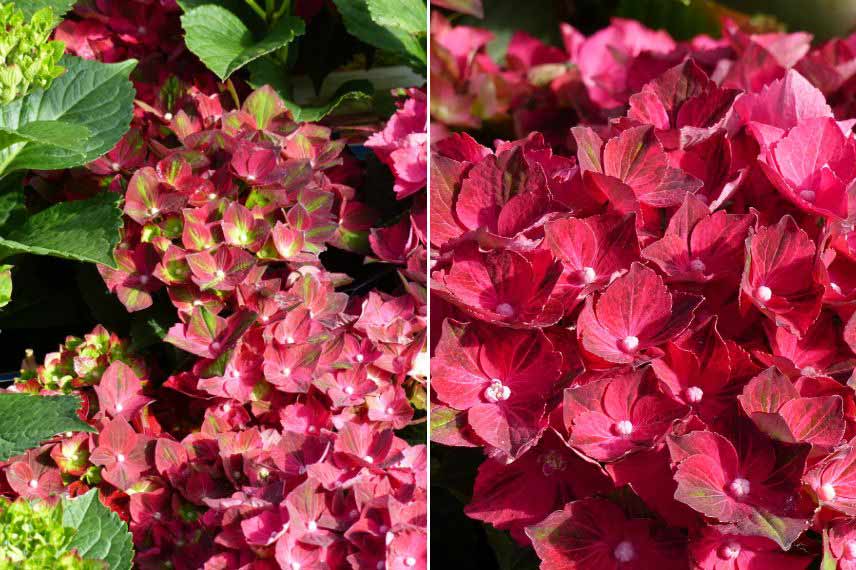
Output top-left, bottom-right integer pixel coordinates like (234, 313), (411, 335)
(0, 3), (64, 103)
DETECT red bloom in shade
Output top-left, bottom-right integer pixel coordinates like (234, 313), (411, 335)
(689, 527), (812, 570)
(525, 498), (687, 570)
(432, 320), (562, 459)
(740, 215), (824, 337)
(667, 424), (812, 548)
(572, 124), (702, 208)
(564, 368), (688, 462)
(434, 244), (564, 328)
(123, 166), (186, 225)
(90, 416), (150, 490)
(6, 449), (64, 502)
(94, 361), (153, 420)
(577, 262), (701, 364)
(465, 429), (612, 540)
(642, 194), (754, 283)
(738, 366), (845, 449)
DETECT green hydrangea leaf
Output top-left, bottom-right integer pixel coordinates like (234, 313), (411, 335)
(0, 393), (94, 461)
(13, 0), (77, 21)
(333, 0), (426, 65)
(0, 55), (136, 176)
(181, 4), (305, 80)
(62, 490), (134, 570)
(0, 191), (123, 267)
(0, 120), (90, 153)
(366, 0), (425, 36)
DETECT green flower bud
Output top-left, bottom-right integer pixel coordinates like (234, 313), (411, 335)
(0, 4), (65, 104)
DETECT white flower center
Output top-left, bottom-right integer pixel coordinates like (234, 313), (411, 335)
(818, 483), (837, 501)
(386, 407), (395, 415)
(729, 477), (750, 497)
(484, 378), (511, 402)
(356, 353), (365, 362)
(307, 521), (317, 532)
(115, 402), (124, 412)
(847, 540), (856, 560)
(307, 426), (317, 433)
(799, 189), (816, 203)
(28, 479), (38, 489)
(800, 366), (818, 377)
(345, 386), (355, 395)
(689, 258), (706, 272)
(613, 541), (635, 562)
(613, 420), (634, 436)
(149, 207), (160, 216)
(364, 455), (374, 464)
(208, 193), (218, 200)
(139, 274), (150, 285)
(247, 174), (256, 181)
(495, 302), (515, 317)
(163, 112), (173, 121)
(404, 557), (416, 567)
(117, 453), (126, 463)
(685, 386), (704, 403)
(756, 286), (772, 302)
(281, 367), (291, 377)
(291, 563), (301, 570)
(831, 282), (843, 294)
(111, 162), (121, 171)
(621, 336), (639, 352)
(215, 269), (226, 279)
(582, 266), (597, 284)
(718, 542), (741, 560)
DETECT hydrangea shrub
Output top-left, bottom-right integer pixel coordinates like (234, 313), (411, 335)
(430, 7), (856, 569)
(0, 1), (427, 569)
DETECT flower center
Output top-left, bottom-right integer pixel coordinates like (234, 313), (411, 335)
(215, 269), (226, 279)
(163, 112), (173, 121)
(404, 557), (416, 567)
(115, 402), (124, 412)
(613, 541), (636, 562)
(717, 542), (741, 560)
(495, 302), (515, 317)
(685, 386), (704, 403)
(818, 483), (837, 501)
(356, 353), (365, 362)
(281, 367), (291, 377)
(539, 451), (568, 476)
(364, 455), (374, 464)
(619, 336), (639, 353)
(831, 282), (843, 294)
(756, 285), (772, 302)
(689, 258), (706, 273)
(581, 266), (597, 284)
(799, 189), (816, 203)
(800, 366), (818, 377)
(28, 479), (38, 489)
(847, 540), (856, 560)
(386, 407), (395, 415)
(613, 420), (634, 437)
(307, 521), (318, 532)
(117, 453), (126, 463)
(729, 477), (750, 497)
(344, 386), (355, 395)
(484, 378), (511, 402)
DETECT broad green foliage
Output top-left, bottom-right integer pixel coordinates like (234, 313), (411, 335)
(0, 497), (103, 570)
(181, 4), (305, 80)
(0, 192), (123, 267)
(0, 3), (65, 104)
(0, 56), (136, 177)
(13, 0), (77, 21)
(333, 0), (427, 66)
(0, 393), (93, 461)
(62, 491), (134, 570)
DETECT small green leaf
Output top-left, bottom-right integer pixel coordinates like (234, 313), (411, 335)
(0, 121), (90, 153)
(62, 490), (134, 570)
(0, 192), (123, 267)
(286, 80), (374, 122)
(0, 56), (136, 177)
(0, 393), (94, 461)
(181, 5), (305, 80)
(0, 264), (11, 308)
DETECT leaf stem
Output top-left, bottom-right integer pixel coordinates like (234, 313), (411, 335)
(244, 0), (268, 22)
